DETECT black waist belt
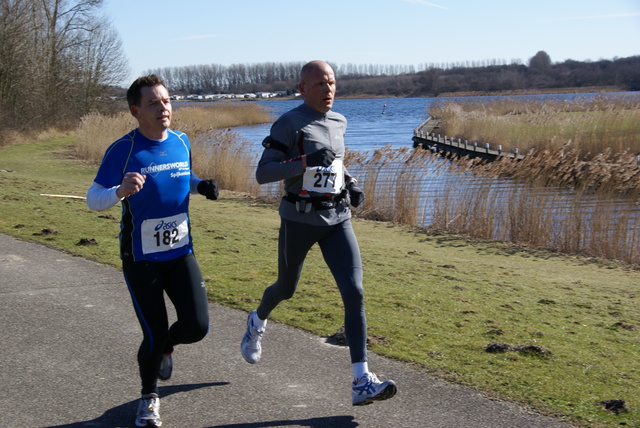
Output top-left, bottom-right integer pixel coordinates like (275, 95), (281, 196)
(284, 190), (347, 210)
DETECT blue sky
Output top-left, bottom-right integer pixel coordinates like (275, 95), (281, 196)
(104, 0), (640, 84)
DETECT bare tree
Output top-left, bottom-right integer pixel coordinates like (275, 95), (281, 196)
(0, 0), (128, 131)
(0, 0), (43, 130)
(68, 16), (129, 115)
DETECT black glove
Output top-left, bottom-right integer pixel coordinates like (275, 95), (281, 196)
(197, 179), (219, 200)
(305, 148), (336, 167)
(347, 181), (365, 207)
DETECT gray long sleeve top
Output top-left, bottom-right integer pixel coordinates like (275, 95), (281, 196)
(256, 103), (352, 226)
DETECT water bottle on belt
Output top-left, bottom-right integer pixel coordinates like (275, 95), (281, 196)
(296, 189), (312, 213)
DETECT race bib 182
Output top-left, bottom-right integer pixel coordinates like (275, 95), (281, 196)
(140, 213), (189, 254)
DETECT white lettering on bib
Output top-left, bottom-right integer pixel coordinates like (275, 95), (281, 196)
(302, 159), (344, 194)
(141, 213), (189, 254)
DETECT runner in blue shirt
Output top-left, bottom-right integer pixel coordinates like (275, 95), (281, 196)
(86, 75), (219, 427)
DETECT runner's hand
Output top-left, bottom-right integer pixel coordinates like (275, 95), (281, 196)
(197, 179), (219, 200)
(306, 148), (335, 167)
(347, 181), (365, 207)
(117, 172), (146, 198)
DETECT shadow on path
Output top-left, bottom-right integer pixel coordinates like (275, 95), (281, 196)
(49, 382), (228, 428)
(207, 415), (358, 428)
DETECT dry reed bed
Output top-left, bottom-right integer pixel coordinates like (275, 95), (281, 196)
(346, 145), (640, 264)
(429, 95), (640, 194)
(75, 101), (270, 194)
(346, 146), (444, 225)
(457, 147), (640, 197)
(422, 94), (640, 262)
(429, 174), (640, 263)
(76, 101), (640, 264)
(429, 95), (640, 155)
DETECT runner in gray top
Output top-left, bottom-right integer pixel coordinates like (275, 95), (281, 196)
(241, 60), (397, 406)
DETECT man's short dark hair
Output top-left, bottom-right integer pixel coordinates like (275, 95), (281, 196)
(126, 74), (167, 108)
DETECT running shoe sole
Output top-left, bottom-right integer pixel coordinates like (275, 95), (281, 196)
(353, 380), (397, 406)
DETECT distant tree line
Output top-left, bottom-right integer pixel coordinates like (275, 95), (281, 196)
(149, 62), (306, 96)
(146, 52), (640, 97)
(2, 8), (638, 140)
(404, 52), (640, 97)
(0, 0), (128, 135)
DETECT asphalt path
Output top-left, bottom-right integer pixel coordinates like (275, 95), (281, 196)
(0, 233), (573, 428)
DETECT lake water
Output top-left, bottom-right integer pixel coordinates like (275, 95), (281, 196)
(232, 92), (638, 152)
(230, 92), (640, 261)
(232, 97), (432, 152)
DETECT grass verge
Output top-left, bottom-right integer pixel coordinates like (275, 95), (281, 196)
(1, 137), (639, 427)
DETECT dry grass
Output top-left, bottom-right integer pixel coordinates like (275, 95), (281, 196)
(189, 127), (261, 195)
(422, 95), (640, 262)
(73, 98), (640, 264)
(75, 111), (136, 163)
(430, 95), (640, 198)
(0, 127), (75, 148)
(346, 146), (436, 225)
(173, 102), (270, 129)
(347, 143), (640, 264)
(428, 162), (640, 263)
(429, 95), (640, 158)
(74, 102), (270, 194)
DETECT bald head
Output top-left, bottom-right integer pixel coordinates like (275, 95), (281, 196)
(298, 61), (336, 113)
(300, 60), (333, 83)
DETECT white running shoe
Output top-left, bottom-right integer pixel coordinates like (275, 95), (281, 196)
(135, 393), (161, 427)
(352, 372), (397, 406)
(158, 350), (173, 381)
(241, 310), (266, 364)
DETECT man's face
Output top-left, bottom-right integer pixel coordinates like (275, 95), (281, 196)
(131, 84), (172, 138)
(299, 64), (336, 114)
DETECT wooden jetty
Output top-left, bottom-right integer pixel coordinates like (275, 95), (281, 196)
(412, 117), (525, 161)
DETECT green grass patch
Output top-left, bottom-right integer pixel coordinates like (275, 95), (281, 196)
(1, 138), (639, 427)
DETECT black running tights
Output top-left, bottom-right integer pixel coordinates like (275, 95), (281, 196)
(257, 218), (367, 363)
(123, 253), (209, 395)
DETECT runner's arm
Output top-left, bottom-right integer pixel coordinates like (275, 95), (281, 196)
(256, 147), (305, 184)
(86, 181), (122, 211)
(190, 172), (202, 195)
